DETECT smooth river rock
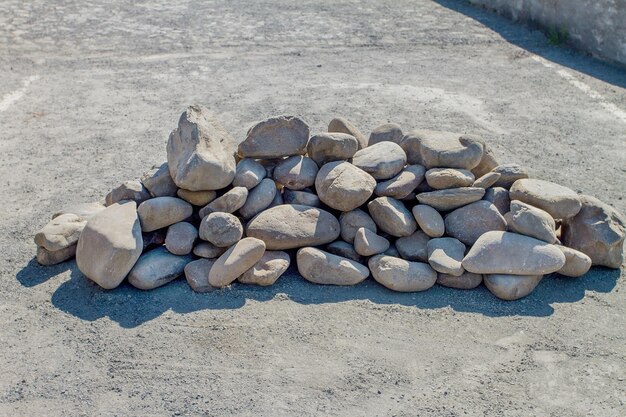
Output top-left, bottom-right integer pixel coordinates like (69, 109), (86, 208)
(354, 227), (390, 256)
(199, 212), (243, 247)
(368, 123), (403, 146)
(427, 237), (466, 276)
(208, 237), (266, 287)
(297, 247), (369, 286)
(367, 197), (418, 237)
(437, 271), (483, 290)
(506, 200), (557, 243)
(238, 251), (291, 286)
(238, 115), (310, 159)
(416, 187), (485, 212)
(232, 158), (267, 189)
(36, 245), (77, 266)
(199, 186), (248, 217)
(351, 141), (407, 180)
(418, 131), (484, 169)
(374, 165), (425, 199)
(307, 132), (358, 165)
(137, 197), (193, 232)
(176, 189), (216, 206)
(339, 209), (377, 243)
(510, 178), (581, 219)
(141, 162), (178, 197)
(328, 117), (368, 149)
(425, 168), (474, 190)
(444, 200), (507, 245)
(396, 231), (430, 262)
(556, 246), (592, 277)
(315, 161), (376, 212)
(273, 155), (319, 190)
(491, 164), (529, 189)
(105, 180), (151, 206)
(369, 255), (437, 292)
(484, 274), (543, 301)
(165, 221), (198, 255)
(239, 178), (277, 219)
(184, 258), (217, 292)
(411, 204), (444, 238)
(128, 247), (192, 290)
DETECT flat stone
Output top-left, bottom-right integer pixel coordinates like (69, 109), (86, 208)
(165, 221), (198, 255)
(307, 132), (358, 165)
(472, 171), (501, 189)
(368, 123), (403, 146)
(238, 115), (310, 158)
(184, 259), (217, 292)
(411, 204), (444, 238)
(339, 209), (377, 243)
(462, 231), (566, 275)
(425, 168), (475, 189)
(176, 189), (216, 206)
(368, 197), (417, 237)
(209, 237), (266, 287)
(506, 200), (557, 243)
(140, 162), (178, 197)
(232, 158), (267, 189)
(76, 201), (143, 289)
(444, 200), (507, 245)
(273, 156), (319, 190)
(297, 247), (369, 286)
(510, 178), (581, 219)
(437, 271), (483, 289)
(105, 180), (151, 206)
(484, 274), (543, 301)
(246, 204), (340, 250)
(315, 161), (376, 212)
(561, 195), (625, 268)
(374, 165), (425, 199)
(238, 251), (290, 286)
(52, 202), (105, 220)
(427, 237), (466, 276)
(483, 187), (510, 215)
(557, 246), (592, 277)
(471, 142), (499, 178)
(354, 227), (390, 256)
(35, 213), (86, 251)
(396, 231), (430, 262)
(419, 131), (484, 169)
(326, 240), (365, 263)
(137, 197), (193, 232)
(193, 241), (227, 259)
(491, 164), (529, 189)
(128, 247), (192, 290)
(351, 141), (407, 180)
(416, 187), (485, 211)
(199, 212), (243, 247)
(369, 255), (437, 292)
(239, 178), (277, 219)
(283, 189), (320, 207)
(328, 117), (368, 149)
(199, 187), (248, 218)
(167, 105), (237, 191)
(36, 245), (77, 266)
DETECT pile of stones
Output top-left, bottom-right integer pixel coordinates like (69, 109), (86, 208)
(34, 105), (625, 300)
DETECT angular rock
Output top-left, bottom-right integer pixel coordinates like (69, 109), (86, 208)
(484, 274), (543, 301)
(472, 171), (501, 189)
(199, 212), (243, 247)
(492, 164), (529, 189)
(307, 132), (358, 165)
(199, 187), (248, 218)
(462, 231), (566, 275)
(351, 141), (407, 180)
(374, 165), (425, 199)
(238, 251), (290, 286)
(427, 237), (466, 276)
(411, 204), (444, 238)
(273, 156), (318, 190)
(283, 189), (320, 207)
(369, 255), (437, 292)
(339, 209), (377, 244)
(437, 271), (483, 290)
(354, 227), (390, 256)
(557, 246), (592, 277)
(239, 178), (277, 219)
(297, 247), (369, 286)
(326, 240), (365, 263)
(184, 259), (217, 292)
(506, 200), (556, 243)
(444, 200), (507, 245)
(561, 195), (625, 268)
(328, 117), (368, 149)
(52, 202), (105, 220)
(396, 231), (430, 262)
(137, 197), (193, 232)
(483, 187), (510, 216)
(140, 162), (178, 197)
(425, 168), (475, 190)
(128, 247), (192, 290)
(35, 213), (86, 252)
(167, 105), (237, 191)
(36, 245), (77, 266)
(368, 123), (403, 146)
(419, 131), (484, 169)
(246, 204), (340, 250)
(368, 197), (417, 237)
(176, 189), (216, 206)
(193, 241), (227, 259)
(315, 161), (376, 211)
(416, 187), (485, 211)
(76, 202), (143, 289)
(471, 142), (499, 178)
(165, 221), (198, 255)
(238, 115), (309, 159)
(510, 178), (581, 219)
(209, 237), (266, 287)
(232, 158), (266, 189)
(105, 180), (151, 206)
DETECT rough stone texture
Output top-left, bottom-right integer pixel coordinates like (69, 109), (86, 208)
(36, 245), (77, 266)
(471, 142), (499, 178)
(137, 196), (193, 232)
(510, 178), (582, 219)
(444, 200), (507, 245)
(367, 197), (417, 237)
(326, 240), (365, 263)
(419, 131), (484, 169)
(75, 202), (143, 289)
(483, 187), (511, 216)
(473, 171), (501, 189)
(425, 168), (475, 189)
(369, 255), (437, 292)
(307, 132), (358, 165)
(507, 200), (557, 243)
(193, 241), (227, 259)
(561, 195), (626, 268)
(273, 155), (318, 191)
(351, 141), (407, 180)
(416, 187), (485, 211)
(297, 247), (369, 286)
(164, 221), (198, 255)
(396, 231), (430, 262)
(34, 213), (86, 252)
(462, 231), (566, 275)
(492, 164), (529, 189)
(368, 123), (403, 146)
(354, 227), (390, 256)
(238, 115), (310, 158)
(328, 117), (368, 149)
(128, 247), (192, 290)
(557, 246), (593, 277)
(232, 158), (267, 190)
(283, 189), (321, 207)
(199, 187), (248, 218)
(239, 178), (277, 219)
(140, 162), (178, 197)
(105, 180), (151, 206)
(238, 251), (290, 286)
(184, 258), (217, 292)
(484, 274), (543, 301)
(427, 237), (466, 276)
(166, 105), (237, 191)
(176, 189), (216, 206)
(315, 161), (376, 211)
(374, 165), (425, 199)
(412, 204), (445, 238)
(246, 204), (340, 250)
(339, 209), (377, 244)
(208, 237), (266, 287)
(52, 202), (106, 221)
(199, 212), (243, 248)
(437, 271), (483, 290)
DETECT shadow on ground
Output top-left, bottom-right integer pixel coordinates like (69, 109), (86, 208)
(434, 0), (626, 88)
(16, 258), (620, 328)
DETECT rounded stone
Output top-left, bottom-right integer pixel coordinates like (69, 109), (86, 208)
(427, 237), (466, 276)
(128, 247), (193, 290)
(141, 162), (178, 197)
(491, 164), (529, 189)
(184, 259), (217, 292)
(368, 123), (403, 146)
(165, 221), (198, 255)
(472, 171), (501, 189)
(367, 197), (417, 237)
(328, 117), (368, 149)
(199, 212), (243, 247)
(374, 165), (425, 199)
(238, 251), (291, 286)
(297, 247), (369, 286)
(193, 241), (227, 259)
(411, 204), (444, 238)
(396, 231), (430, 262)
(176, 189), (217, 206)
(315, 161), (376, 212)
(238, 115), (310, 159)
(307, 132), (358, 165)
(199, 187), (248, 218)
(232, 158), (267, 189)
(484, 274), (543, 301)
(105, 179), (151, 206)
(444, 200), (507, 245)
(416, 187), (485, 211)
(239, 178), (277, 219)
(339, 209), (377, 243)
(509, 178), (582, 219)
(137, 197), (193, 232)
(351, 141), (407, 180)
(354, 227), (390, 257)
(208, 237), (266, 287)
(437, 271), (483, 289)
(369, 255), (437, 292)
(273, 156), (319, 190)
(483, 187), (510, 215)
(506, 200), (557, 243)
(557, 246), (592, 277)
(425, 168), (475, 190)
(418, 132), (484, 169)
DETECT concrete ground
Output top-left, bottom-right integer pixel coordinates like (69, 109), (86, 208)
(1, 0), (625, 415)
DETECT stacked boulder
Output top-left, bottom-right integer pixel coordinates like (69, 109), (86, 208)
(34, 105), (626, 301)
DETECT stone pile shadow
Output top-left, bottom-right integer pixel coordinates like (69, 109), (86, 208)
(16, 258), (620, 329)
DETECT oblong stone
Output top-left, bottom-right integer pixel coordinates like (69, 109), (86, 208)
(128, 247), (192, 290)
(509, 178), (582, 219)
(238, 251), (291, 286)
(208, 237), (266, 287)
(416, 187), (485, 211)
(315, 161), (376, 212)
(297, 247), (369, 286)
(238, 115), (310, 159)
(369, 255), (437, 292)
(351, 141), (407, 180)
(484, 274), (543, 301)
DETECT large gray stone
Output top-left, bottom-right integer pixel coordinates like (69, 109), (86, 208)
(506, 200), (557, 243)
(368, 123), (403, 146)
(351, 141), (407, 180)
(416, 187), (485, 211)
(557, 246), (592, 277)
(374, 165), (425, 199)
(283, 189), (320, 207)
(239, 178), (277, 219)
(238, 251), (291, 286)
(199, 212), (243, 247)
(367, 197), (417, 237)
(176, 189), (216, 206)
(510, 178), (582, 219)
(297, 247), (369, 286)
(339, 209), (377, 244)
(396, 231), (430, 262)
(165, 221), (198, 255)
(128, 247), (192, 290)
(425, 168), (474, 190)
(140, 162), (178, 197)
(238, 115), (310, 159)
(199, 187), (248, 218)
(184, 259), (217, 292)
(209, 237), (266, 287)
(105, 180), (151, 206)
(273, 156), (319, 190)
(326, 240), (365, 263)
(418, 131), (484, 169)
(328, 117), (368, 149)
(193, 241), (227, 259)
(369, 255), (437, 292)
(315, 161), (376, 212)
(232, 158), (266, 190)
(137, 197), (193, 232)
(307, 132), (358, 165)
(354, 227), (390, 256)
(444, 200), (507, 245)
(484, 274), (543, 301)
(437, 271), (483, 289)
(491, 164), (529, 189)
(411, 204), (444, 238)
(483, 187), (510, 216)
(427, 237), (466, 276)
